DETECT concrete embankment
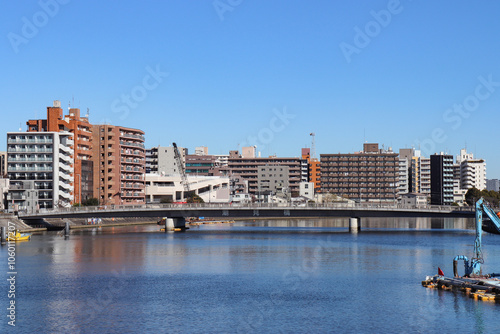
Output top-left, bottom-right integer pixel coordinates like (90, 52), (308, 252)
(51, 217), (160, 230)
(0, 214), (36, 231)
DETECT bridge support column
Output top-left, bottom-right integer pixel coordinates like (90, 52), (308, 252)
(164, 218), (186, 232)
(349, 218), (360, 233)
(65, 222), (70, 236)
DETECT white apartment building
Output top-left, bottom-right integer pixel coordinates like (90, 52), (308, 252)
(460, 159), (486, 190)
(6, 132), (74, 211)
(456, 149), (486, 190)
(397, 158), (409, 196)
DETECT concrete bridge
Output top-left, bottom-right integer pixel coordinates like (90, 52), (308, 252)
(18, 202), (475, 231)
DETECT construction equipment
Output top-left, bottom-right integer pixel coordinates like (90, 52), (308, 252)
(453, 197), (500, 277)
(172, 142), (190, 194)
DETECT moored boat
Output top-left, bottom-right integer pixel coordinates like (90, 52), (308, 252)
(8, 231), (32, 241)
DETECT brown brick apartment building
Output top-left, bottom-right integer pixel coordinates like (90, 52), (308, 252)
(27, 101), (93, 203)
(320, 143), (398, 202)
(92, 124), (145, 205)
(26, 100), (145, 205)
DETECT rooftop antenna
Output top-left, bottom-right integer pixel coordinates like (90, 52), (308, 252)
(310, 132), (316, 160)
(19, 122), (22, 132)
(85, 108), (89, 118)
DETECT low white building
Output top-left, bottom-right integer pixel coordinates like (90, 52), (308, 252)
(400, 193), (427, 208)
(145, 174), (230, 203)
(299, 182), (314, 200)
(231, 193), (251, 204)
(453, 188), (467, 206)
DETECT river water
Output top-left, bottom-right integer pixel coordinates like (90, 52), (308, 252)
(2, 218), (500, 333)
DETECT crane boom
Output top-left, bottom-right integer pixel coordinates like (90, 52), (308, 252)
(173, 142), (190, 193)
(453, 197), (500, 277)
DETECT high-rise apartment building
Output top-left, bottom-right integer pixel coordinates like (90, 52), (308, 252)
(456, 149), (486, 191)
(430, 153), (454, 205)
(301, 148), (321, 193)
(6, 132), (74, 211)
(0, 151), (6, 177)
(320, 143), (398, 202)
(226, 155), (308, 195)
(398, 157), (409, 196)
(146, 145), (187, 176)
(257, 165), (290, 196)
(92, 124), (146, 205)
(398, 148), (414, 196)
(185, 154), (217, 176)
(26, 101), (93, 204)
(409, 153), (430, 196)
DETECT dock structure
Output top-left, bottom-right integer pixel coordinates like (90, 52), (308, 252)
(422, 275), (500, 302)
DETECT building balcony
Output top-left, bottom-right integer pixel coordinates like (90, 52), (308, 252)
(9, 166), (53, 172)
(9, 147), (53, 153)
(120, 141), (145, 149)
(9, 157), (53, 162)
(120, 133), (145, 141)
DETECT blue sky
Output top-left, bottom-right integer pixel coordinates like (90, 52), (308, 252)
(2, 1), (500, 177)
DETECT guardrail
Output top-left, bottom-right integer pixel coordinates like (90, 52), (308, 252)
(18, 202), (476, 217)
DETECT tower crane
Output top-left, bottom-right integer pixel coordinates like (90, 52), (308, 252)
(173, 142), (190, 195)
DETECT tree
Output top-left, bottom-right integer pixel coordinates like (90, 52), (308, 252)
(480, 189), (500, 207)
(465, 188), (482, 206)
(83, 198), (99, 206)
(160, 197), (173, 204)
(186, 193), (204, 203)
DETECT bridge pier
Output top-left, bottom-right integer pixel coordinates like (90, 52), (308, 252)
(349, 217), (360, 233)
(164, 217), (186, 232)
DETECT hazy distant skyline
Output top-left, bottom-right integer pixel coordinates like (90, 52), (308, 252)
(2, 1), (500, 177)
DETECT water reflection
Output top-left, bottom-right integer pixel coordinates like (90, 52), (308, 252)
(3, 217), (500, 333)
(237, 217), (475, 230)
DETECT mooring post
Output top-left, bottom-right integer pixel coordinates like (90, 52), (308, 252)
(349, 217), (360, 233)
(0, 226), (6, 243)
(65, 222), (70, 236)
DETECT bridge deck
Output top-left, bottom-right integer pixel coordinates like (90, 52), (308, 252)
(18, 203), (476, 220)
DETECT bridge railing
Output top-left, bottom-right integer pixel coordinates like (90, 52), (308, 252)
(18, 201), (476, 217)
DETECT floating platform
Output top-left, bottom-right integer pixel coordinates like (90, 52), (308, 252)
(188, 220), (235, 226)
(422, 275), (500, 302)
